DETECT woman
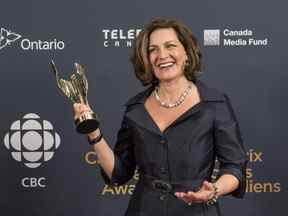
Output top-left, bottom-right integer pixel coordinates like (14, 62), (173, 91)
(74, 18), (247, 216)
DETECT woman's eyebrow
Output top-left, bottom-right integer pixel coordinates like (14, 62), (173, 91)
(149, 40), (178, 47)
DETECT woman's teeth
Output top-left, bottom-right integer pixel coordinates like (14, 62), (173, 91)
(159, 62), (174, 68)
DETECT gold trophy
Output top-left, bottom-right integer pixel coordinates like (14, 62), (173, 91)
(51, 60), (99, 134)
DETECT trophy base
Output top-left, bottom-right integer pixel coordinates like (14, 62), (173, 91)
(75, 112), (100, 134)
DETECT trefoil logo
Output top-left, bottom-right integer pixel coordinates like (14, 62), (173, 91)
(0, 27), (21, 50)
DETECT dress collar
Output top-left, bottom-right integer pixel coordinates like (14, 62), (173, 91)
(125, 80), (224, 107)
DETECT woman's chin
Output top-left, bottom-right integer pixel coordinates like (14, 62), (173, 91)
(157, 73), (185, 83)
(156, 73), (177, 82)
(158, 77), (179, 83)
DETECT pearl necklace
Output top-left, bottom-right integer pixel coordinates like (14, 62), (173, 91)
(154, 84), (193, 108)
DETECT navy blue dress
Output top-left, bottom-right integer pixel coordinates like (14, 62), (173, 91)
(102, 80), (247, 216)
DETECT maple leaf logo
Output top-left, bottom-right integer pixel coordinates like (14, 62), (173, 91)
(0, 28), (22, 50)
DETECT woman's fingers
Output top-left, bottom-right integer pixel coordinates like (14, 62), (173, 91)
(73, 103), (92, 119)
(175, 182), (215, 204)
(186, 191), (207, 203)
(174, 192), (191, 204)
(202, 180), (214, 191)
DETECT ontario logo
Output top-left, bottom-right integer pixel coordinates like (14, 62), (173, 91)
(0, 27), (65, 51)
(0, 27), (21, 50)
(3, 113), (61, 168)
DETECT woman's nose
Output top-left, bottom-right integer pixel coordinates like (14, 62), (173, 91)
(158, 48), (168, 59)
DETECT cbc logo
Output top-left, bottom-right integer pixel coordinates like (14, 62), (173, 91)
(22, 177), (46, 188)
(3, 113), (61, 168)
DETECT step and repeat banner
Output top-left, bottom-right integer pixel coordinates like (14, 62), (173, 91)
(1, 0), (287, 215)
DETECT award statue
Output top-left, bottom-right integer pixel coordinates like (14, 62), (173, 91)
(51, 60), (99, 134)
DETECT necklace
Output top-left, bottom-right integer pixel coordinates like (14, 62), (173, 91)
(154, 84), (193, 108)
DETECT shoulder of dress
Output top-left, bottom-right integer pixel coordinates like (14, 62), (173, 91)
(197, 81), (226, 102)
(124, 86), (154, 107)
(205, 88), (226, 102)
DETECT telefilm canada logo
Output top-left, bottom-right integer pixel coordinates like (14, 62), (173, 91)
(102, 28), (142, 48)
(204, 29), (269, 47)
(3, 113), (61, 168)
(0, 27), (65, 51)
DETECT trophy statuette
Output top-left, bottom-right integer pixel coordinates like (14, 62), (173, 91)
(51, 60), (99, 134)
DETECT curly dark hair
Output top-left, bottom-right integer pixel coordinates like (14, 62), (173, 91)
(130, 17), (202, 86)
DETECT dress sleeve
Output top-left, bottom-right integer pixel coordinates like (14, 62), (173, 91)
(214, 94), (248, 198)
(101, 114), (136, 186)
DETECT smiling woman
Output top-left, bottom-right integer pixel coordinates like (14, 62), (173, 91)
(131, 18), (202, 86)
(148, 28), (188, 83)
(73, 17), (248, 216)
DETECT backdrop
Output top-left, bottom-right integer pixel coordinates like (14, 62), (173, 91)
(1, 0), (287, 215)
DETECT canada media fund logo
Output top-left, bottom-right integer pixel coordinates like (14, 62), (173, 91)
(3, 113), (61, 188)
(204, 28), (269, 47)
(0, 27), (65, 51)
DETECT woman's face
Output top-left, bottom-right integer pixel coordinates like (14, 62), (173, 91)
(148, 28), (188, 82)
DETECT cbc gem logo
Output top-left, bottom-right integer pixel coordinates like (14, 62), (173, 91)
(3, 113), (61, 168)
(203, 29), (220, 46)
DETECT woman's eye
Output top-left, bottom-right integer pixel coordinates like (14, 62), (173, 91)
(167, 44), (176, 49)
(148, 48), (155, 53)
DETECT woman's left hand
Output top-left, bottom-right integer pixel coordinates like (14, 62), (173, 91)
(174, 180), (216, 204)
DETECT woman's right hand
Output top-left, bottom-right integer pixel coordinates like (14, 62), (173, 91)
(73, 103), (93, 121)
(74, 104), (114, 179)
(73, 103), (100, 138)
